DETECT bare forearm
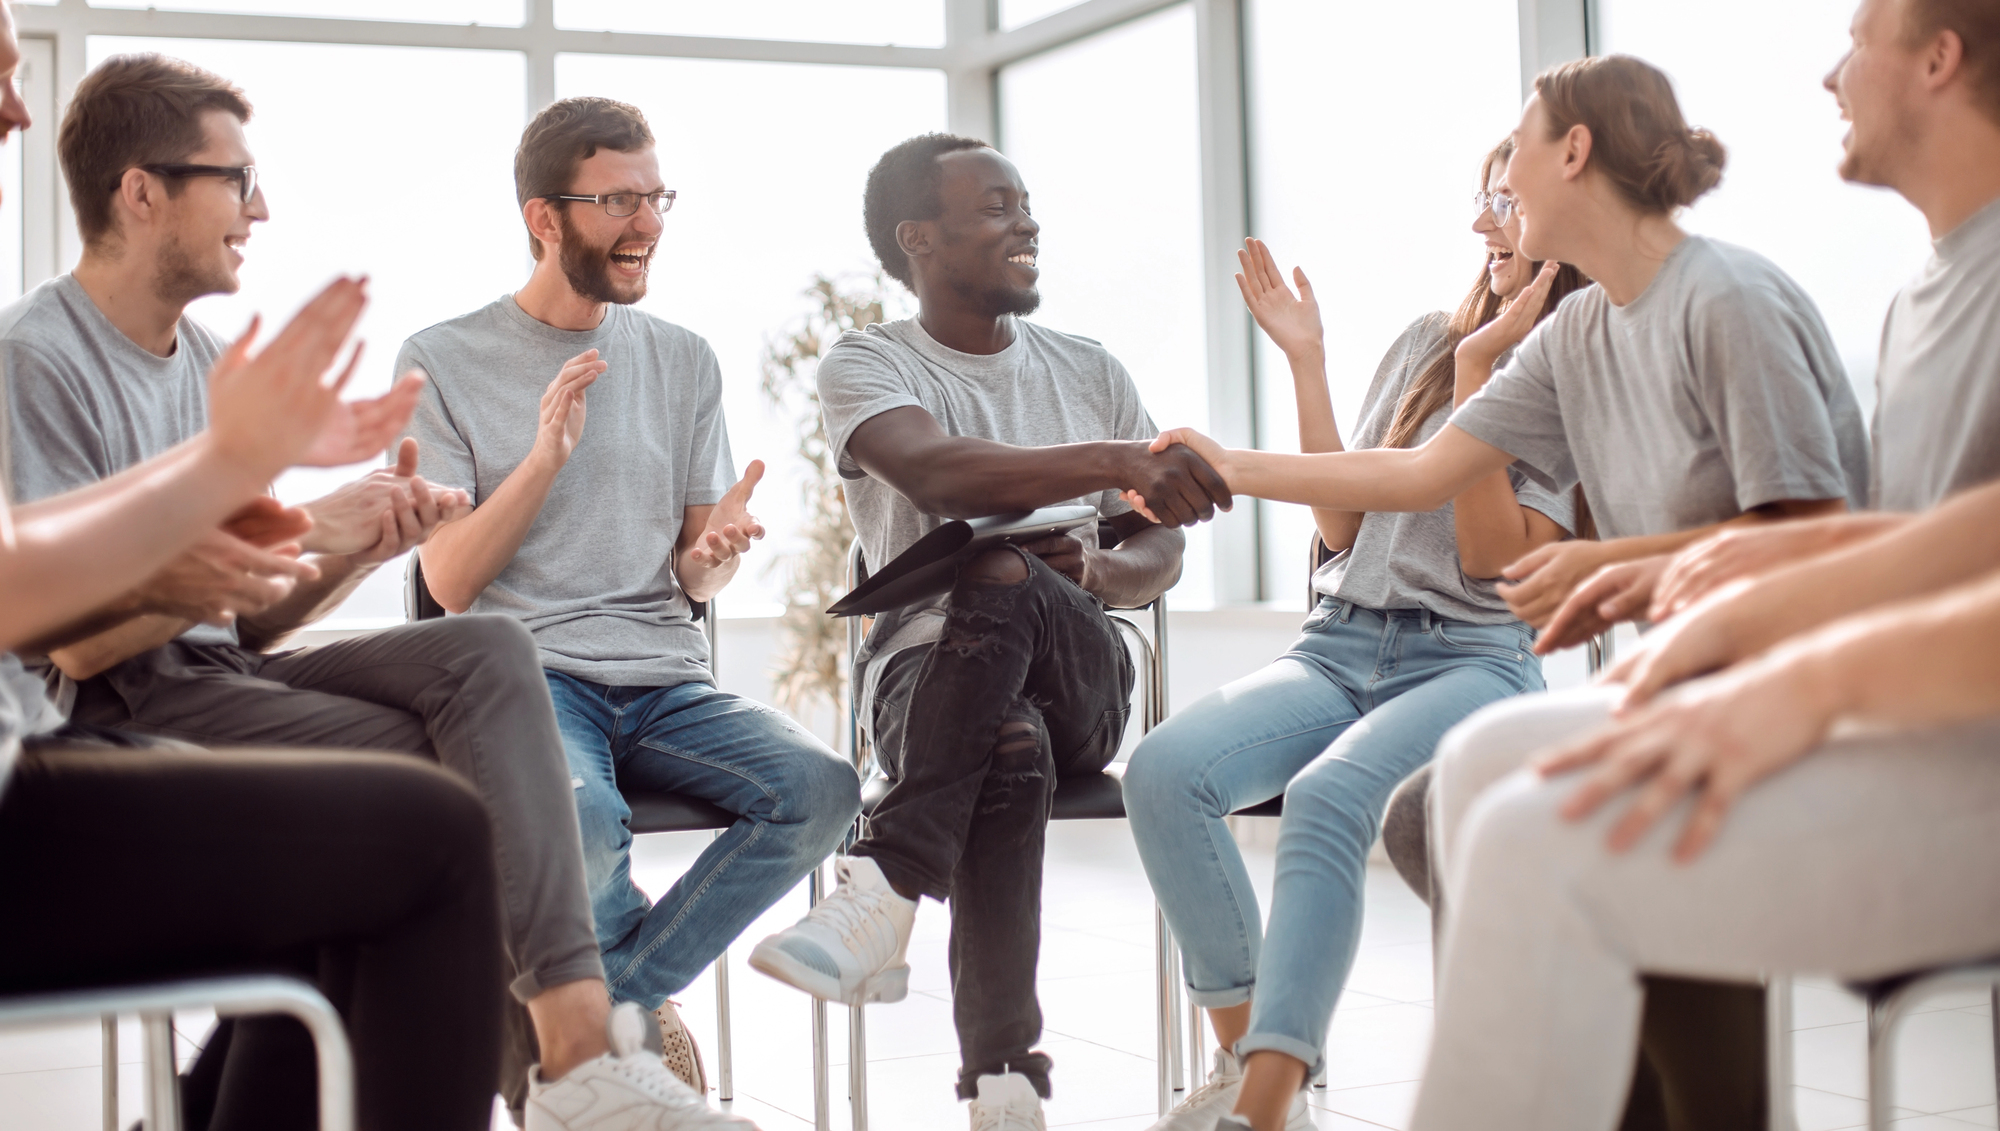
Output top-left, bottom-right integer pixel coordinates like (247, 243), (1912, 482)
(1283, 344), (1363, 551)
(1729, 483), (2000, 654)
(1454, 471), (1548, 578)
(2, 435), (270, 649)
(885, 437), (1144, 519)
(1089, 524), (1184, 608)
(420, 457), (559, 613)
(675, 549), (739, 603)
(1223, 437), (1500, 514)
(1797, 569), (2000, 729)
(48, 615), (193, 680)
(238, 554), (376, 648)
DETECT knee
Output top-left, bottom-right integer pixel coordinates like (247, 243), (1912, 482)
(960, 546), (1031, 587)
(433, 614), (540, 669)
(789, 748), (863, 834)
(1122, 727), (1208, 818)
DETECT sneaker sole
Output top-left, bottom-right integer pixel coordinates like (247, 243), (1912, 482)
(748, 940), (910, 1005)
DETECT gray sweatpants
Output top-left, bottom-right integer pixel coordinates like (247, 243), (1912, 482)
(1414, 687), (2000, 1131)
(74, 615), (603, 1003)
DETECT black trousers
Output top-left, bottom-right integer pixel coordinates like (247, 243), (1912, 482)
(856, 550), (1135, 1100)
(0, 742), (507, 1131)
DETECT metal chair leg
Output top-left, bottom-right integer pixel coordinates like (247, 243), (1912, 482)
(809, 863), (830, 1131)
(1155, 907), (1174, 1116)
(102, 1015), (118, 1131)
(1187, 993), (1202, 1086)
(1166, 931), (1184, 1094)
(1867, 993), (1894, 1130)
(714, 949), (734, 1101)
(849, 1002), (869, 1131)
(142, 1012), (179, 1131)
(1991, 986), (1999, 1103)
(1767, 976), (1795, 1131)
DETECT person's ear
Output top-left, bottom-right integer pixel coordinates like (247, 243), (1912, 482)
(523, 197), (562, 256)
(896, 219), (933, 263)
(111, 167), (159, 231)
(1562, 124), (1593, 182)
(1922, 28), (1966, 92)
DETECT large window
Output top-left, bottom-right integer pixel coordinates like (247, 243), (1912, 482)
(1246, 0), (1524, 606)
(998, 3), (1214, 605)
(1596, 0), (1930, 415)
(87, 35), (529, 626)
(556, 0), (944, 46)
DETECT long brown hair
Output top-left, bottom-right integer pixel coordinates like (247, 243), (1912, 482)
(1381, 139), (1590, 451)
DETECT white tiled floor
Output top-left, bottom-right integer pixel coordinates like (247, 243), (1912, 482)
(3, 819), (1993, 1130)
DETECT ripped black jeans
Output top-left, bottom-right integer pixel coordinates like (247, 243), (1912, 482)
(858, 548), (1135, 1100)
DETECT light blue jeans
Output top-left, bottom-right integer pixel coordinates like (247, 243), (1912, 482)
(1124, 598), (1543, 1073)
(546, 672), (861, 1010)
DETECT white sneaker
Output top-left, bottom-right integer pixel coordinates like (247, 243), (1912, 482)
(525, 1001), (758, 1130)
(748, 856), (916, 1005)
(968, 1072), (1046, 1131)
(1145, 1048), (1243, 1130)
(654, 1000), (706, 1093)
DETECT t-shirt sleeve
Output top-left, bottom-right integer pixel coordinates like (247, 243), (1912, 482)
(817, 334), (925, 480)
(1447, 317), (1578, 494)
(686, 338), (734, 507)
(2, 341), (113, 504)
(1689, 283), (1852, 510)
(397, 337), (481, 501)
(1352, 314), (1450, 449)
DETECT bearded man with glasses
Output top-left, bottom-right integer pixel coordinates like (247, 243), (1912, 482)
(401, 95), (861, 1121)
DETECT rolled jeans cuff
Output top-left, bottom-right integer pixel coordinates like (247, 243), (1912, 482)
(510, 952), (607, 1004)
(1185, 982), (1255, 1009)
(1234, 1031), (1323, 1079)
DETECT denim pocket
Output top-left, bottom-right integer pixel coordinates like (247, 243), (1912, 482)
(1431, 619), (1531, 661)
(1298, 598), (1340, 635)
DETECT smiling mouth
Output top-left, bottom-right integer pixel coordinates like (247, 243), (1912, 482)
(224, 235), (247, 252)
(1487, 247), (1515, 270)
(609, 244), (654, 271)
(1007, 251), (1037, 268)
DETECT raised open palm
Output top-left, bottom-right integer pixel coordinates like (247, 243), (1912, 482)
(1235, 237), (1322, 358)
(688, 460), (767, 567)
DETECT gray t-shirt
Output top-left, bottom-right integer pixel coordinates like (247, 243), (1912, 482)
(1872, 195), (2000, 511)
(2, 275), (234, 646)
(1451, 236), (1869, 540)
(1314, 313), (1574, 623)
(817, 316), (1155, 705)
(400, 296), (734, 689)
(0, 380), (64, 801)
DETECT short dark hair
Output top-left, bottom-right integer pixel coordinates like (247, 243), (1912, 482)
(863, 133), (990, 288)
(1906, 0), (2000, 126)
(58, 54), (252, 248)
(514, 97), (654, 260)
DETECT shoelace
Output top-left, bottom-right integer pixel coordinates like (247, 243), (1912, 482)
(605, 1054), (708, 1111)
(971, 1101), (1043, 1131)
(802, 868), (899, 960)
(1174, 1068), (1239, 1113)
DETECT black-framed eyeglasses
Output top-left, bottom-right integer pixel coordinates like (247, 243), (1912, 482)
(134, 164), (259, 204)
(1472, 189), (1518, 225)
(544, 190), (676, 218)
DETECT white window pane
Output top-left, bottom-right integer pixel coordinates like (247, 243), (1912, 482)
(0, 120), (20, 305)
(555, 54), (946, 615)
(1246, 0), (1521, 606)
(87, 36), (527, 627)
(998, 3), (1213, 607)
(555, 1), (943, 47)
(1596, 0), (1929, 416)
(998, 0), (1084, 30)
(88, 0), (522, 24)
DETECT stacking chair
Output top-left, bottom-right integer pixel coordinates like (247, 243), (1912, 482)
(404, 557), (765, 1117)
(1851, 960), (2000, 1127)
(835, 532), (1282, 1129)
(0, 975), (353, 1131)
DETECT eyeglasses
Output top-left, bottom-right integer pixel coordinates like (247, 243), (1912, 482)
(543, 190), (677, 218)
(135, 164), (258, 204)
(1472, 190), (1518, 226)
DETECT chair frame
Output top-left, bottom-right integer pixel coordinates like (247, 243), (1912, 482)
(0, 975), (353, 1131)
(1862, 963), (2000, 1130)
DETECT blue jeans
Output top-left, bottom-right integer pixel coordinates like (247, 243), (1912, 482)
(1124, 598), (1543, 1073)
(546, 672), (861, 1010)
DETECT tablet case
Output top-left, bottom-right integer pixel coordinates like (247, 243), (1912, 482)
(827, 504), (1100, 617)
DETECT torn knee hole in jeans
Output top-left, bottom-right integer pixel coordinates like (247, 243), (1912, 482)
(978, 722), (1045, 815)
(941, 602), (1014, 661)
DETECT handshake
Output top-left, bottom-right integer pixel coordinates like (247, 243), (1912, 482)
(1112, 428), (1236, 528)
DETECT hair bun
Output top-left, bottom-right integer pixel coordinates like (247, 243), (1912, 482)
(1646, 127), (1726, 209)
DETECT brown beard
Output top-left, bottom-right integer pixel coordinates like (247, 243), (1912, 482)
(557, 208), (648, 305)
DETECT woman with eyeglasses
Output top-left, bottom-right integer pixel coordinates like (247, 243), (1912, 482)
(1122, 136), (1588, 1131)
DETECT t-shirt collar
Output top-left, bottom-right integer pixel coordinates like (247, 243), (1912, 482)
(891, 314), (1026, 373)
(1933, 193), (2000, 265)
(499, 292), (621, 346)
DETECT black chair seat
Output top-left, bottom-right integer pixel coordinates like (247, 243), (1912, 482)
(625, 788), (735, 835)
(858, 762), (1284, 822)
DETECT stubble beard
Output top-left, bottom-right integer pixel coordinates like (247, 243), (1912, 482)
(152, 226), (235, 310)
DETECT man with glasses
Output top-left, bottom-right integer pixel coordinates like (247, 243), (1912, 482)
(5, 54), (758, 1131)
(401, 95), (860, 1107)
